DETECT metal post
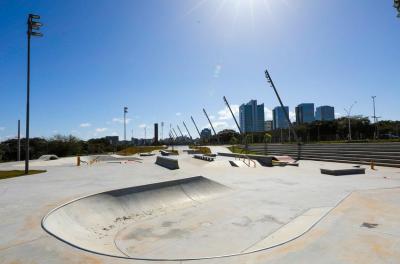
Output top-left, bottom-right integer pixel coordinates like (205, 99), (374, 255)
(191, 116), (201, 138)
(123, 107), (128, 141)
(265, 69), (301, 160)
(348, 117), (351, 140)
(183, 121), (193, 141)
(223, 96), (242, 134)
(203, 108), (219, 144)
(177, 125), (184, 137)
(265, 70), (299, 143)
(25, 19), (31, 174)
(371, 96), (379, 139)
(17, 120), (21, 161)
(172, 127), (178, 138)
(25, 14), (43, 174)
(344, 101), (356, 141)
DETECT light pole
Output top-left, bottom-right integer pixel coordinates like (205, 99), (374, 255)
(371, 96), (380, 139)
(17, 120), (21, 161)
(344, 101), (357, 141)
(123, 107), (128, 141)
(25, 14), (43, 174)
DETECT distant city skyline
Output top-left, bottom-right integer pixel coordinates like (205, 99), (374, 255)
(1, 1), (399, 141)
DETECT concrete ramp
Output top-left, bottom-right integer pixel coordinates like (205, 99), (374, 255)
(80, 155), (141, 164)
(42, 177), (230, 258)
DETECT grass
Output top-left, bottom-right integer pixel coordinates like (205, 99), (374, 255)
(0, 170), (47, 180)
(189, 145), (212, 154)
(117, 146), (167, 156)
(228, 146), (258, 155)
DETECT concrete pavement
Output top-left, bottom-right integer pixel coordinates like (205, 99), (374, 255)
(1, 149), (400, 263)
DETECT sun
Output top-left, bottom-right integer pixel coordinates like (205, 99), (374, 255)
(184, 0), (288, 27)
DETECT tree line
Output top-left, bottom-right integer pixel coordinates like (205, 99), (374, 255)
(206, 117), (400, 144)
(0, 135), (124, 162)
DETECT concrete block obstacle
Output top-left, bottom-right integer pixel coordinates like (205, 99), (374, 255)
(140, 153), (155, 157)
(155, 156), (179, 170)
(160, 150), (170, 156)
(320, 168), (366, 176)
(218, 152), (273, 167)
(193, 154), (215, 162)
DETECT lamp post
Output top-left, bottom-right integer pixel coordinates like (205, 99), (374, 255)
(344, 101), (357, 141)
(17, 120), (21, 161)
(25, 14), (43, 174)
(124, 107), (128, 141)
(371, 96), (380, 139)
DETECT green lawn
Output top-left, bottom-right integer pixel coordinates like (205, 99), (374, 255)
(0, 170), (47, 180)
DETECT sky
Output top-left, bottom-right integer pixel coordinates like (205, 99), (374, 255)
(0, 0), (399, 141)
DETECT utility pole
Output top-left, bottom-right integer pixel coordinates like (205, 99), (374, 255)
(25, 14), (43, 174)
(17, 120), (21, 161)
(344, 101), (357, 141)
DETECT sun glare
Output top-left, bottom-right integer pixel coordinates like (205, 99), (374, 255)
(184, 0), (288, 27)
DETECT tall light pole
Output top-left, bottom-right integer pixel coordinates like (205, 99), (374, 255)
(17, 120), (21, 161)
(123, 107), (128, 141)
(223, 96), (242, 134)
(203, 108), (219, 144)
(191, 116), (201, 138)
(25, 14), (43, 174)
(371, 96), (380, 139)
(264, 70), (298, 143)
(344, 101), (357, 141)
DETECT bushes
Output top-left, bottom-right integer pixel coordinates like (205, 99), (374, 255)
(189, 145), (211, 154)
(117, 146), (167, 156)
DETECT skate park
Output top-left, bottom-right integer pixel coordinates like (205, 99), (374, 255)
(1, 145), (400, 263)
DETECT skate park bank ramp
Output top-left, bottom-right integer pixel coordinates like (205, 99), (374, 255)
(42, 175), (335, 261)
(42, 176), (231, 259)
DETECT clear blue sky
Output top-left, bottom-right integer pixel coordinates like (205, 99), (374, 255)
(1, 0), (399, 140)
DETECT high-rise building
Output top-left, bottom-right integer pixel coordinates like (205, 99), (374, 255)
(264, 120), (273, 131)
(273, 106), (289, 129)
(295, 103), (315, 124)
(239, 100), (265, 133)
(200, 128), (212, 139)
(315, 106), (335, 121)
(153, 123), (159, 143)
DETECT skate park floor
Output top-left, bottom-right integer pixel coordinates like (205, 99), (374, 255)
(1, 145), (400, 263)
